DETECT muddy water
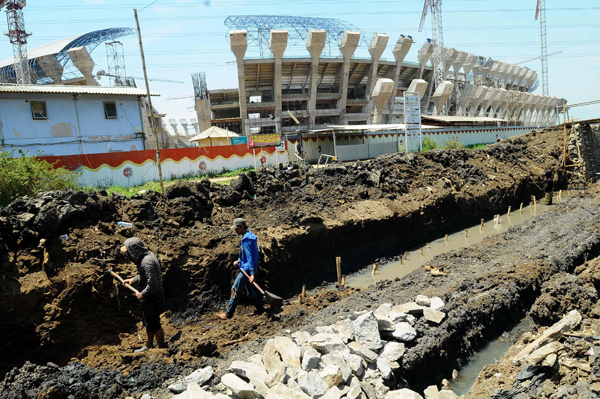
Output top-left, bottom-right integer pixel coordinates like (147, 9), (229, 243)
(346, 195), (570, 289)
(450, 318), (531, 395)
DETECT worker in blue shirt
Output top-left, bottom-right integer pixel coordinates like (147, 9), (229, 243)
(217, 218), (265, 320)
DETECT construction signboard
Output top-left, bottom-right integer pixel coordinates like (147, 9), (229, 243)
(403, 91), (422, 152)
(248, 133), (282, 149)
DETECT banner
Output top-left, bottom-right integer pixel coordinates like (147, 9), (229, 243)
(248, 133), (282, 149)
(231, 136), (248, 145)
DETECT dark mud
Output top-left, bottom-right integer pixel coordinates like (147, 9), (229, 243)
(0, 127), (593, 398)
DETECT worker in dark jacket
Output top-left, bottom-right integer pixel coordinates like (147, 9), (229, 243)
(543, 170), (554, 205)
(217, 218), (264, 320)
(122, 237), (165, 352)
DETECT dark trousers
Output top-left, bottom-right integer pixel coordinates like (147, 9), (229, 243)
(226, 272), (264, 318)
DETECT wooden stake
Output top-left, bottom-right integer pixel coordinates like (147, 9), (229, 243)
(299, 295), (303, 304)
(404, 251), (408, 260)
(302, 285), (306, 298)
(533, 196), (537, 207)
(336, 257), (341, 285)
(372, 264), (377, 275)
(420, 247), (424, 256)
(465, 229), (468, 237)
(507, 206), (511, 216)
(445, 234), (448, 241)
(426, 243), (430, 248)
(341, 276), (345, 287)
(400, 257), (403, 265)
(520, 203), (523, 213)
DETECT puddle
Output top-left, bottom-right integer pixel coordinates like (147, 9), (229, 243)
(450, 318), (532, 396)
(346, 192), (571, 289)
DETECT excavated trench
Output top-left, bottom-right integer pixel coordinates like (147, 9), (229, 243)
(1, 127), (598, 398)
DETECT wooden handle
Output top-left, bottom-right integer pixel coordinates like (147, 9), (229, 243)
(110, 271), (141, 295)
(238, 267), (265, 295)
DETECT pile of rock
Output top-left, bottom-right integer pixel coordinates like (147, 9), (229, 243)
(166, 295), (456, 399)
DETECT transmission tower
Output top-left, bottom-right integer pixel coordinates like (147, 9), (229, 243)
(535, 0), (549, 95)
(106, 41), (126, 86)
(1, 0), (31, 84)
(419, 0), (445, 112)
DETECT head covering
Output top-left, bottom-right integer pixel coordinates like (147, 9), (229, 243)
(121, 237), (149, 263)
(231, 218), (247, 229)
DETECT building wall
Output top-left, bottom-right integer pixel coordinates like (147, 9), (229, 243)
(0, 93), (145, 156)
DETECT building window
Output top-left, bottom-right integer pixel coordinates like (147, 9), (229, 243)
(31, 101), (48, 120)
(104, 102), (118, 119)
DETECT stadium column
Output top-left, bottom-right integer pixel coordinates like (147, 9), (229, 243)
(269, 30), (288, 134)
(230, 30), (248, 134)
(306, 30), (327, 129)
(371, 78), (395, 124)
(366, 33), (389, 104)
(338, 31), (361, 125)
(386, 35), (413, 123)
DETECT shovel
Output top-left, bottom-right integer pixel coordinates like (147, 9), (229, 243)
(238, 267), (283, 308)
(108, 268), (141, 296)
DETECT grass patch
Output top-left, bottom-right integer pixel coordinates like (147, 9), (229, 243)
(86, 166), (254, 197)
(466, 143), (488, 149)
(443, 138), (465, 150)
(422, 137), (439, 152)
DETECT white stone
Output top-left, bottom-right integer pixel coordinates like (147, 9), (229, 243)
(265, 364), (289, 388)
(430, 297), (446, 312)
(319, 365), (343, 388)
(346, 386), (365, 399)
(298, 370), (329, 398)
(348, 342), (378, 363)
(229, 361), (268, 384)
(391, 323), (417, 342)
(377, 357), (393, 380)
(321, 354), (352, 382)
(302, 347), (321, 371)
(316, 325), (336, 334)
(320, 386), (342, 399)
(389, 361), (400, 370)
(423, 308), (446, 324)
(266, 383), (311, 399)
(263, 339), (283, 374)
(334, 319), (355, 342)
(392, 303), (424, 316)
(380, 342), (406, 362)
(309, 333), (347, 354)
(388, 311), (408, 323)
(221, 373), (261, 399)
(385, 388), (424, 399)
(168, 382), (187, 394)
(406, 315), (417, 326)
(353, 311), (383, 350)
(423, 385), (439, 399)
(274, 336), (302, 369)
(292, 331), (312, 347)
(183, 366), (213, 386)
(372, 377), (390, 398)
(435, 391), (459, 399)
(415, 295), (430, 307)
(248, 354), (264, 365)
(343, 352), (365, 376)
(363, 363), (381, 380)
(171, 382), (214, 399)
(374, 303), (392, 320)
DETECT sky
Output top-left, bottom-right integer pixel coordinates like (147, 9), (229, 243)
(0, 0), (598, 134)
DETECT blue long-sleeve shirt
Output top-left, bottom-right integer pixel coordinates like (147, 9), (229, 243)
(238, 231), (259, 275)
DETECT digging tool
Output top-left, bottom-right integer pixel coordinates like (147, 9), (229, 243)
(108, 269), (141, 295)
(238, 267), (283, 308)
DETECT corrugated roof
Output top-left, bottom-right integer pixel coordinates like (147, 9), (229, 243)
(0, 83), (159, 96)
(422, 115), (508, 123)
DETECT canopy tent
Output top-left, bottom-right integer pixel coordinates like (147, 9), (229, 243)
(189, 126), (239, 146)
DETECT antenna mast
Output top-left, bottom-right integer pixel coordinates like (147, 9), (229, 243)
(535, 0), (549, 95)
(106, 41), (127, 86)
(2, 0), (31, 84)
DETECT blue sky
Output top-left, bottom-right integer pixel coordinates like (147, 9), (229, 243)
(1, 0), (598, 131)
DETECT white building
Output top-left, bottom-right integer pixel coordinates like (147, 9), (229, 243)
(0, 84), (162, 156)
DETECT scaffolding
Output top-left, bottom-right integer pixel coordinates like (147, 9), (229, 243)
(106, 41), (127, 86)
(224, 15), (370, 58)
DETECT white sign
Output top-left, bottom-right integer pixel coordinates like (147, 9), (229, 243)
(403, 92), (422, 152)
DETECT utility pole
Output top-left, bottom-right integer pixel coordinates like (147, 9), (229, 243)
(134, 8), (164, 193)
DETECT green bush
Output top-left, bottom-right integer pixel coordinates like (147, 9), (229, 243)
(444, 138), (465, 150)
(422, 137), (438, 152)
(0, 148), (80, 207)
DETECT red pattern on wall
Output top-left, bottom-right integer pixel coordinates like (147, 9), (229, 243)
(38, 144), (276, 171)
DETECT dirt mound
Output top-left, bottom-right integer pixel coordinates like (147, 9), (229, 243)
(0, 127), (590, 397)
